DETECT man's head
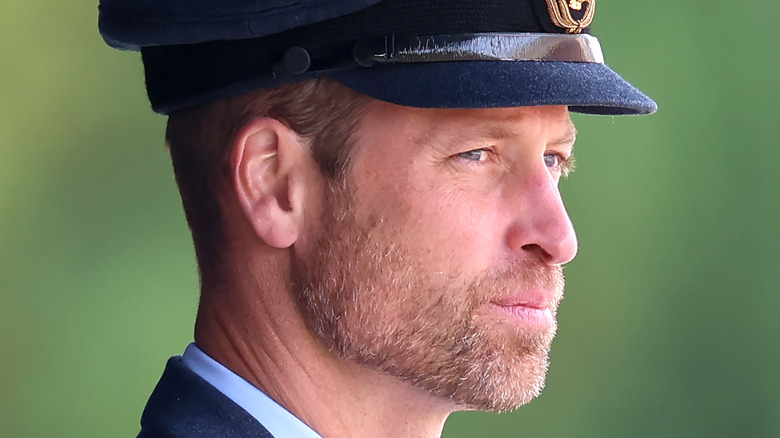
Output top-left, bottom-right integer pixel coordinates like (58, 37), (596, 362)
(167, 86), (577, 410)
(100, 0), (655, 420)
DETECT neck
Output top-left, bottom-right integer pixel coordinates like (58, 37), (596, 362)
(194, 251), (454, 438)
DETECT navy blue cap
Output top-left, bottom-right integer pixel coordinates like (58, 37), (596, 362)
(98, 0), (657, 116)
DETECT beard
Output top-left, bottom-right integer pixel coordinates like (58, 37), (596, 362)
(293, 178), (565, 412)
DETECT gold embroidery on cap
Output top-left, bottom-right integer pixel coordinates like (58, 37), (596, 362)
(546, 0), (595, 34)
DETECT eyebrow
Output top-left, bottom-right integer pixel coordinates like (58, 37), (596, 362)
(414, 117), (578, 152)
(551, 122), (578, 148)
(462, 122), (523, 141)
(425, 122), (518, 153)
(462, 119), (578, 148)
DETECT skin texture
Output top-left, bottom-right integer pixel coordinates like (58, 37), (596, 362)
(195, 102), (578, 438)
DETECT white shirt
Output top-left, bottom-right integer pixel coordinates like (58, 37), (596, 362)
(181, 343), (322, 438)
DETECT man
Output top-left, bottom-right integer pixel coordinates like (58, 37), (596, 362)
(99, 0), (656, 437)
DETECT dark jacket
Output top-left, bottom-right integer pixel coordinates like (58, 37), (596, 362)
(138, 357), (274, 438)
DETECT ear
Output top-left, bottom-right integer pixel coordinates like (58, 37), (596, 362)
(231, 118), (311, 249)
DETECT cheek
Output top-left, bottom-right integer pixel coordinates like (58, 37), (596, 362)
(401, 184), (509, 274)
(352, 157), (413, 218)
(353, 160), (511, 274)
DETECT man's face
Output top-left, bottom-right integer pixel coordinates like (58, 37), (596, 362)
(295, 102), (578, 412)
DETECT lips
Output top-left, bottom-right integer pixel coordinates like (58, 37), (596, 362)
(490, 290), (556, 310)
(489, 291), (558, 328)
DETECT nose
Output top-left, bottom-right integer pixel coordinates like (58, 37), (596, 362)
(505, 170), (579, 265)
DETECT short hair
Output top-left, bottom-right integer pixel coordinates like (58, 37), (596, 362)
(165, 78), (370, 284)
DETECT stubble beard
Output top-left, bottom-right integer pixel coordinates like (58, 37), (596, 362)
(294, 179), (565, 412)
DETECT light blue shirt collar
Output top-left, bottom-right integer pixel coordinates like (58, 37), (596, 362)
(182, 343), (322, 438)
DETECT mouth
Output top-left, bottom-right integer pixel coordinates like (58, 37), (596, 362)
(489, 293), (557, 329)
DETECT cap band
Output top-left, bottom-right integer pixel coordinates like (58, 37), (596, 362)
(353, 33), (604, 66)
(275, 33), (604, 76)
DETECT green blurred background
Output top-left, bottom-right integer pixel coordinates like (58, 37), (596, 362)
(2, 1), (779, 437)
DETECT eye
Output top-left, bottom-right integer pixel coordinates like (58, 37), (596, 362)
(544, 153), (563, 168)
(544, 152), (576, 177)
(457, 149), (490, 162)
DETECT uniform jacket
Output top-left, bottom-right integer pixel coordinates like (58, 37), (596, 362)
(137, 357), (274, 438)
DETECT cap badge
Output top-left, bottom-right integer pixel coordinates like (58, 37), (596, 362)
(545, 0), (596, 34)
